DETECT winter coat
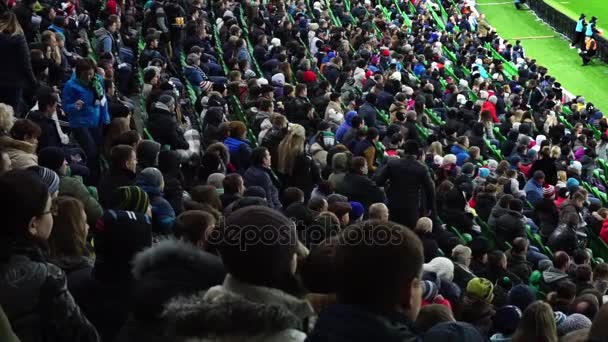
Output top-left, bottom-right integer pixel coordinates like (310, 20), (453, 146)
(113, 239), (225, 342)
(224, 137), (252, 174)
(600, 219), (608, 244)
(62, 76), (110, 128)
(26, 111), (64, 150)
(335, 172), (386, 210)
(97, 168), (136, 208)
(481, 100), (499, 122)
(0, 32), (37, 88)
(495, 209), (527, 248)
(524, 178), (544, 206)
(147, 103), (189, 150)
(184, 64), (208, 87)
(352, 139), (377, 173)
(243, 165), (282, 209)
(453, 263), (476, 290)
(417, 232), (440, 263)
(324, 101), (343, 126)
(0, 136), (38, 170)
(322, 62), (341, 86)
(488, 203), (509, 228)
(336, 111), (357, 142)
(59, 174), (103, 228)
(507, 253), (532, 284)
(0, 240), (100, 342)
(475, 192), (496, 222)
(547, 223), (579, 255)
(278, 154), (322, 201)
(138, 185), (176, 234)
(306, 304), (420, 342)
(530, 157), (558, 185)
(48, 255), (94, 307)
(309, 142), (328, 170)
(374, 155), (435, 224)
(358, 102), (378, 129)
(164, 274), (314, 342)
(540, 267), (569, 293)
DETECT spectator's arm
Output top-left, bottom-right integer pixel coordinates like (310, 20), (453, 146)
(363, 146), (376, 172)
(373, 162), (389, 187)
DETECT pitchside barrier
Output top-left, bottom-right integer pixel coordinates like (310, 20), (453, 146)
(528, 0), (608, 63)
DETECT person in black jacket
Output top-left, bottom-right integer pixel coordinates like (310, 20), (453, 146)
(158, 149), (185, 214)
(529, 146), (558, 185)
(374, 140), (436, 228)
(97, 145), (137, 208)
(507, 237), (533, 284)
(335, 156), (386, 211)
(12, 0), (35, 43)
(147, 94), (189, 151)
(0, 11), (38, 114)
(243, 147), (282, 210)
(26, 88), (64, 151)
(494, 198), (527, 249)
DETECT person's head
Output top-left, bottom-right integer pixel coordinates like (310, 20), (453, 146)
(75, 58), (96, 84)
(48, 196), (89, 258)
(282, 187), (305, 208)
(106, 14), (120, 32)
(573, 249), (591, 265)
(214, 206), (304, 296)
(368, 203), (389, 221)
(136, 167), (165, 191)
(189, 185), (222, 211)
(10, 119), (41, 145)
(509, 198), (524, 213)
(571, 293), (599, 320)
(308, 197), (328, 213)
(554, 280), (577, 303)
(594, 263), (608, 281)
(349, 156), (368, 175)
(228, 121), (247, 140)
(512, 301), (557, 342)
(251, 146), (271, 168)
(533, 170), (546, 185)
(575, 264), (593, 284)
(277, 124), (306, 175)
(555, 251), (571, 272)
(571, 191), (587, 209)
(415, 304), (455, 333)
(415, 217), (433, 235)
(452, 244), (472, 267)
(223, 173), (245, 196)
(488, 250), (508, 271)
(0, 170), (53, 248)
(335, 220), (424, 319)
(37, 89), (59, 115)
(588, 301), (608, 341)
(328, 201), (352, 227)
(512, 237), (529, 256)
(366, 127), (379, 142)
(110, 144), (137, 172)
(0, 102), (15, 134)
(0, 11), (24, 36)
(173, 210), (216, 249)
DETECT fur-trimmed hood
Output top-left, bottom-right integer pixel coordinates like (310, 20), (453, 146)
(163, 275), (312, 342)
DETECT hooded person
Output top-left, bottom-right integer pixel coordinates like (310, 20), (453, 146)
(113, 238), (225, 342)
(78, 190), (153, 342)
(136, 167), (176, 235)
(336, 111), (358, 142)
(163, 206), (314, 341)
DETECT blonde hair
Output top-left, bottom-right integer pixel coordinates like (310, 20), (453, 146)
(0, 103), (15, 134)
(550, 146), (561, 159)
(427, 141), (443, 156)
(277, 124), (306, 175)
(0, 12), (24, 36)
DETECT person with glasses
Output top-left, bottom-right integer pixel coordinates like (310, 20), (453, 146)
(0, 170), (100, 341)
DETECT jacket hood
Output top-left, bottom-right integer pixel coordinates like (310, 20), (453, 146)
(345, 111), (358, 125)
(163, 275), (310, 340)
(94, 27), (109, 39)
(542, 267), (568, 284)
(0, 135), (37, 154)
(136, 140), (161, 167)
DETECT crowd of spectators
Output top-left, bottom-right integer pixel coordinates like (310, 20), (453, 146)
(3, 0), (608, 341)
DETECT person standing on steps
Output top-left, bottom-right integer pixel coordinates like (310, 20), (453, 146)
(571, 14), (586, 49)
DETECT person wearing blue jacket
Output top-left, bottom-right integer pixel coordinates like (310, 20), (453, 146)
(62, 58), (109, 181)
(571, 14), (586, 48)
(336, 111), (358, 142)
(223, 121), (252, 174)
(524, 170), (545, 206)
(136, 167), (176, 235)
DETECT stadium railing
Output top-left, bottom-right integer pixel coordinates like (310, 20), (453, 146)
(528, 0), (608, 63)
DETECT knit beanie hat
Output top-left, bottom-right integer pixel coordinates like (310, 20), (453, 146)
(303, 70), (317, 83)
(243, 186), (267, 200)
(349, 201), (364, 221)
(493, 305), (522, 335)
(543, 184), (555, 198)
(566, 177), (580, 192)
(112, 186), (150, 214)
(219, 206), (298, 286)
(136, 167), (164, 189)
(508, 284), (536, 311)
(558, 313), (592, 336)
(158, 94), (176, 109)
(423, 257), (454, 282)
(422, 280), (439, 301)
(466, 277), (494, 303)
(554, 311), (567, 326)
(136, 140), (161, 168)
(570, 161), (582, 173)
(38, 147), (65, 172)
(538, 259), (554, 271)
(461, 162), (475, 175)
(28, 166), (60, 194)
(478, 167), (490, 178)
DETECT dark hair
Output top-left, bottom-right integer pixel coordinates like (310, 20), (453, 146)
(250, 146), (268, 166)
(488, 250), (506, 271)
(37, 89), (58, 110)
(573, 249), (590, 265)
(105, 14), (120, 28)
(282, 187), (304, 208)
(576, 264), (593, 283)
(416, 304), (454, 333)
(0, 170), (50, 257)
(49, 196), (89, 258)
(113, 130), (140, 147)
(555, 280), (576, 300)
(554, 251), (570, 269)
(144, 68), (158, 83)
(10, 119), (41, 140)
(509, 198), (523, 212)
(512, 237), (528, 254)
(366, 127), (379, 140)
(189, 185), (222, 211)
(110, 144), (135, 170)
(223, 173), (243, 195)
(335, 220), (423, 312)
(349, 156), (367, 173)
(173, 210), (216, 246)
(75, 58), (95, 78)
(308, 197), (326, 212)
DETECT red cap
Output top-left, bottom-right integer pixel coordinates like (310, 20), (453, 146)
(382, 49), (390, 57)
(303, 70), (317, 83)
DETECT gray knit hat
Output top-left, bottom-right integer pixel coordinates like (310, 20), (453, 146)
(29, 166), (60, 194)
(136, 167), (164, 189)
(557, 313), (592, 336)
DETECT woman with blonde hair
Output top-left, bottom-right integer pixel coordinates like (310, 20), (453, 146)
(277, 124), (321, 199)
(512, 301), (557, 342)
(0, 11), (37, 114)
(0, 102), (15, 135)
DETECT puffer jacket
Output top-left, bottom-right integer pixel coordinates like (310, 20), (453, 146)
(336, 111), (357, 142)
(0, 135), (38, 170)
(224, 137), (252, 174)
(163, 275), (314, 342)
(0, 240), (100, 342)
(62, 75), (110, 128)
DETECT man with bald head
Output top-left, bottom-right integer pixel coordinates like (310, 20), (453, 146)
(369, 203), (389, 221)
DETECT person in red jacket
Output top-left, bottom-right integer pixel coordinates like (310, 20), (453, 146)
(600, 216), (608, 244)
(481, 95), (499, 123)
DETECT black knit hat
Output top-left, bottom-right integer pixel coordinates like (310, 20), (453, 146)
(217, 206), (299, 290)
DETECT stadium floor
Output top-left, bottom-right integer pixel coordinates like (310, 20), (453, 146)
(477, 0), (608, 112)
